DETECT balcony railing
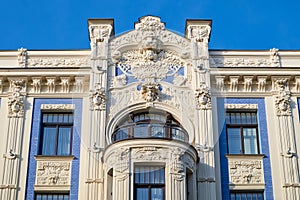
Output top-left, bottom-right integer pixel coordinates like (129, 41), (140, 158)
(112, 123), (189, 143)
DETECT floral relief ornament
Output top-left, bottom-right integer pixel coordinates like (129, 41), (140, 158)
(195, 84), (211, 110)
(8, 80), (25, 118)
(90, 85), (106, 111)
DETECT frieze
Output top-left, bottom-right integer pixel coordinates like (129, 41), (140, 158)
(35, 160), (71, 186)
(41, 104), (75, 111)
(228, 158), (264, 185)
(27, 57), (89, 68)
(225, 104), (258, 110)
(210, 49), (280, 68)
(132, 147), (168, 161)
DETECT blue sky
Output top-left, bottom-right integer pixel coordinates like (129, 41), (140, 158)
(1, 0), (299, 50)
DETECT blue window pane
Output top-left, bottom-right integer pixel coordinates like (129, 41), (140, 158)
(137, 188), (148, 200)
(42, 127), (56, 155)
(227, 128), (242, 154)
(243, 128), (258, 154)
(57, 127), (71, 155)
(151, 188), (163, 200)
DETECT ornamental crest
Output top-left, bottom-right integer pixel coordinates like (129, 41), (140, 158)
(90, 86), (106, 111)
(195, 84), (211, 110)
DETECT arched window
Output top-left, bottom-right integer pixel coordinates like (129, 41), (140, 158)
(112, 111), (188, 142)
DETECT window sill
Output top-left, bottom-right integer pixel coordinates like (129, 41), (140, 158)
(225, 154), (265, 159)
(34, 155), (74, 161)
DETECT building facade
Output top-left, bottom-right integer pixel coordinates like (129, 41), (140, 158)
(0, 16), (300, 200)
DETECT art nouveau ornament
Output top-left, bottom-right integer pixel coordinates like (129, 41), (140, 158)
(195, 84), (211, 110)
(18, 48), (27, 67)
(187, 25), (211, 42)
(140, 83), (160, 103)
(8, 80), (25, 118)
(90, 86), (106, 111)
(275, 90), (291, 116)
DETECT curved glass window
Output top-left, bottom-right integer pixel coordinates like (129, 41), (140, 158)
(112, 111), (188, 142)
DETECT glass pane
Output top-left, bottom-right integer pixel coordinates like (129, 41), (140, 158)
(151, 125), (165, 138)
(134, 124), (149, 138)
(230, 193), (235, 200)
(58, 114), (63, 122)
(246, 113), (251, 124)
(136, 188), (148, 200)
(36, 194), (42, 200)
(57, 127), (71, 155)
(53, 114), (58, 123)
(226, 113), (230, 124)
(251, 113), (257, 124)
(42, 127), (56, 155)
(151, 188), (163, 200)
(235, 113), (241, 124)
(257, 193), (263, 200)
(64, 195), (69, 200)
(243, 128), (258, 154)
(241, 113), (246, 124)
(68, 114), (73, 123)
(227, 128), (242, 154)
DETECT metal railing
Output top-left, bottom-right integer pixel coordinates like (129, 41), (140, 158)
(112, 123), (189, 143)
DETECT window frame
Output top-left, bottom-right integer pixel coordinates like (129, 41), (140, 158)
(226, 110), (260, 154)
(35, 192), (70, 200)
(38, 112), (74, 156)
(134, 165), (165, 200)
(230, 190), (264, 200)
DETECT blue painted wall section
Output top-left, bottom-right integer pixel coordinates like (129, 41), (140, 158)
(25, 99), (82, 200)
(217, 98), (274, 200)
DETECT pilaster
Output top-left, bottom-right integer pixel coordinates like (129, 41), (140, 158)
(272, 77), (300, 199)
(0, 79), (26, 199)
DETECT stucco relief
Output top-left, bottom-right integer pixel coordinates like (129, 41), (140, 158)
(195, 84), (211, 110)
(28, 57), (89, 68)
(132, 147), (168, 161)
(35, 161), (71, 186)
(41, 104), (75, 111)
(273, 78), (291, 116)
(8, 80), (25, 118)
(210, 49), (280, 68)
(225, 104), (258, 110)
(114, 49), (186, 82)
(187, 25), (211, 42)
(18, 48), (28, 67)
(140, 83), (160, 105)
(90, 85), (106, 111)
(228, 159), (263, 185)
(110, 16), (190, 53)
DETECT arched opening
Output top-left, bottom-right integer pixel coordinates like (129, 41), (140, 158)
(111, 110), (188, 143)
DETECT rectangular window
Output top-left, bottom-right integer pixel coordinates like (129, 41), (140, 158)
(35, 193), (70, 200)
(226, 111), (259, 154)
(134, 166), (165, 200)
(230, 191), (264, 200)
(39, 113), (73, 156)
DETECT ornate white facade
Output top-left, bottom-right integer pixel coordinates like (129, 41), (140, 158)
(0, 16), (300, 200)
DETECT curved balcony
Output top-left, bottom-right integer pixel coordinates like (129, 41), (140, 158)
(112, 122), (189, 143)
